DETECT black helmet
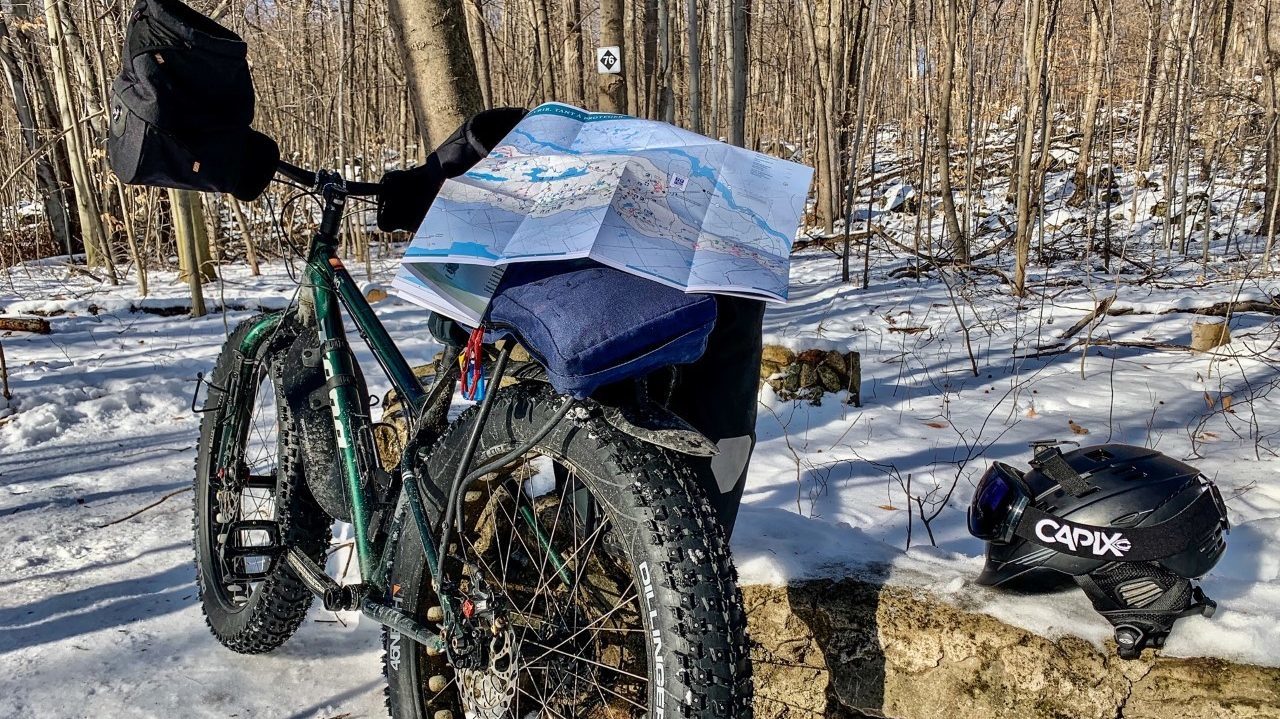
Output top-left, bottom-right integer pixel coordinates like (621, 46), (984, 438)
(968, 442), (1229, 658)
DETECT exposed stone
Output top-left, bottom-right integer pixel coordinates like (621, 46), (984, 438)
(760, 360), (783, 381)
(763, 344), (797, 366)
(763, 347), (861, 405)
(817, 364), (843, 393)
(745, 578), (1280, 719)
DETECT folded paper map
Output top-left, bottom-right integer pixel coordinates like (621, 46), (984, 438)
(393, 102), (814, 324)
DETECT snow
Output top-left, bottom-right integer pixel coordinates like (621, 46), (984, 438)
(732, 254), (1280, 667)
(3, 184), (1280, 716)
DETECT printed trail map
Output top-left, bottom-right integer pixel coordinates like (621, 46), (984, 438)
(393, 102), (813, 323)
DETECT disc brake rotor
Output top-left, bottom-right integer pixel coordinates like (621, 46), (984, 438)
(457, 628), (519, 719)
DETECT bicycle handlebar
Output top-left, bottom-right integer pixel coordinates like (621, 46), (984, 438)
(276, 159), (381, 197)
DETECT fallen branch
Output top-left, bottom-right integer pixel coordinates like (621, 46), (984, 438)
(1039, 295), (1117, 349)
(97, 487), (193, 529)
(61, 263), (104, 283)
(1021, 337), (1194, 359)
(1156, 299), (1280, 317)
(0, 316), (51, 334)
(1103, 297), (1280, 319)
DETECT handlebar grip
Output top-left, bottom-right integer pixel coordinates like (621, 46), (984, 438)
(276, 160), (317, 187)
(275, 160), (380, 197)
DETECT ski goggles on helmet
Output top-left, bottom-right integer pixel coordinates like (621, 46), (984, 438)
(968, 461), (1032, 544)
(968, 457), (1229, 560)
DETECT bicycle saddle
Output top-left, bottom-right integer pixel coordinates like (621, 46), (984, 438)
(483, 260), (717, 399)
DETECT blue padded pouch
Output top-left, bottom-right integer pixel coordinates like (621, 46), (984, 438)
(483, 261), (717, 399)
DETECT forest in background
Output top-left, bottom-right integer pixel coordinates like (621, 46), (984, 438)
(1, 0), (1278, 299)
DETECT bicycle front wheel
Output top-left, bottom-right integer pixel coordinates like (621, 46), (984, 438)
(193, 315), (331, 653)
(383, 383), (753, 719)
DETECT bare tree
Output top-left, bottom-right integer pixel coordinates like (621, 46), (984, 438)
(687, 0), (702, 133)
(43, 0), (110, 277)
(1068, 0), (1108, 207)
(1263, 0), (1280, 266)
(1012, 0), (1059, 296)
(728, 0), (748, 146)
(598, 0), (628, 113)
(0, 8), (75, 256)
(387, 0), (483, 145)
(937, 0), (968, 261)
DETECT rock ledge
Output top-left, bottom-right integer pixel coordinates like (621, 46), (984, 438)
(745, 578), (1280, 719)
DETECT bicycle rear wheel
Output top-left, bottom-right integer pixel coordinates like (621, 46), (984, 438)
(383, 383), (752, 718)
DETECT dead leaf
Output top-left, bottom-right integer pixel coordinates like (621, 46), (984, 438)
(1204, 392), (1216, 409)
(924, 421), (947, 429)
(1223, 396), (1233, 412)
(877, 505), (899, 511)
(1068, 420), (1090, 435)
(889, 326), (929, 335)
(1026, 405), (1039, 418)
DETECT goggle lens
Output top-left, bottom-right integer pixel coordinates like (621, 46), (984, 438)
(968, 463), (1025, 541)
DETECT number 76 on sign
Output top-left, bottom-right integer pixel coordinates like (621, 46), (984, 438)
(596, 46), (621, 74)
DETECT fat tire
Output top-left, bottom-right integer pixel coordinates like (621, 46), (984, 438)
(383, 382), (753, 718)
(193, 315), (332, 654)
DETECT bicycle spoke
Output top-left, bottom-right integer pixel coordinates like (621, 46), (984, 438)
(431, 444), (656, 718)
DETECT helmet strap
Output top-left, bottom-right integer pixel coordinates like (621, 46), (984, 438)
(1030, 445), (1094, 497)
(1074, 565), (1216, 659)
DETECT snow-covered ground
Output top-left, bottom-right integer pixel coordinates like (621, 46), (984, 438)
(746, 250), (1280, 667)
(2, 224), (1279, 714)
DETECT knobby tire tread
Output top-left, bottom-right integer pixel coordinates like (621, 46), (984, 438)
(193, 315), (332, 654)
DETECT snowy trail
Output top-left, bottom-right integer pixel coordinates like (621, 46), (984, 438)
(2, 244), (1279, 717)
(1, 264), (402, 718)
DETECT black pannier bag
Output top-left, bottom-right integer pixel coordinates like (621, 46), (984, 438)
(108, 0), (277, 201)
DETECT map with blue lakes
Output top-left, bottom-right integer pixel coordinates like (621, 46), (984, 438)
(394, 102), (813, 322)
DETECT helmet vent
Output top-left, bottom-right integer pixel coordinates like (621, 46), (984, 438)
(1117, 579), (1164, 608)
(1111, 510), (1152, 528)
(1085, 448), (1114, 462)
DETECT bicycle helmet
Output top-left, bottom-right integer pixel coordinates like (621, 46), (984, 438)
(968, 442), (1230, 658)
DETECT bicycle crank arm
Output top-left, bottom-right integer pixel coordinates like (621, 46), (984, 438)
(283, 548), (445, 653)
(360, 598), (446, 654)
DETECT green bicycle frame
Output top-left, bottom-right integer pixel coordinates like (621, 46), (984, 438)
(237, 177), (433, 592)
(224, 169), (566, 651)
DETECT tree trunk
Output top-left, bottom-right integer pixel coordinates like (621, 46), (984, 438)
(1068, 0), (1105, 207)
(1013, 0), (1048, 296)
(1138, 0), (1183, 175)
(563, 0), (585, 106)
(387, 0), (484, 146)
(728, 0), (748, 146)
(657, 0), (675, 122)
(532, 0), (556, 103)
(598, 0), (628, 113)
(169, 189), (208, 317)
(1263, 0), (1280, 267)
(466, 0), (492, 106)
(803, 0), (837, 234)
(937, 0), (967, 261)
(0, 10), (76, 257)
(687, 0), (702, 133)
(43, 0), (111, 278)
